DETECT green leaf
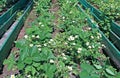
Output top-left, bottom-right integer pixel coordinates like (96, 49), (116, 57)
(20, 47), (29, 61)
(17, 62), (25, 70)
(93, 64), (102, 70)
(41, 63), (56, 78)
(39, 48), (55, 61)
(24, 57), (32, 64)
(115, 72), (120, 78)
(79, 70), (90, 78)
(105, 68), (115, 76)
(25, 66), (36, 75)
(3, 53), (16, 71)
(32, 55), (41, 62)
(16, 39), (26, 49)
(81, 63), (94, 73)
(7, 63), (14, 71)
(31, 66), (36, 76)
(30, 46), (38, 56)
(91, 74), (100, 78)
(59, 61), (65, 68)
(46, 33), (51, 38)
(32, 62), (40, 67)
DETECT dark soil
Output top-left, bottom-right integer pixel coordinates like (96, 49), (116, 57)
(0, 8), (8, 15)
(50, 0), (60, 38)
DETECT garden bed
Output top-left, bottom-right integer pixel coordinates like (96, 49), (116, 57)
(2, 0), (120, 78)
(78, 4), (120, 68)
(87, 0), (120, 23)
(0, 0), (33, 71)
(0, 0), (19, 15)
(79, 0), (120, 39)
(78, 0), (120, 53)
(0, 0), (30, 39)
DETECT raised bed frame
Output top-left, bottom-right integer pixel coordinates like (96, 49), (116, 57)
(78, 0), (120, 38)
(78, 5), (120, 69)
(0, 0), (33, 68)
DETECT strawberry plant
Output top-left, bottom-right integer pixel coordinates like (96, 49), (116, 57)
(87, 0), (120, 21)
(0, 0), (6, 11)
(3, 0), (120, 78)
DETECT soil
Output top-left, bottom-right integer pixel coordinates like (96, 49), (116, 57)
(0, 10), (37, 78)
(0, 8), (8, 15)
(50, 0), (60, 38)
(116, 21), (120, 25)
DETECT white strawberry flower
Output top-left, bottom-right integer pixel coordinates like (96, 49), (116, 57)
(86, 42), (89, 46)
(70, 36), (75, 41)
(78, 48), (82, 51)
(77, 48), (82, 53)
(91, 20), (94, 23)
(97, 36), (100, 39)
(68, 36), (75, 41)
(69, 11), (72, 14)
(88, 46), (92, 49)
(62, 53), (65, 56)
(32, 35), (35, 38)
(39, 22), (42, 25)
(36, 44), (41, 47)
(48, 41), (51, 44)
(41, 24), (44, 27)
(29, 44), (33, 47)
(44, 43), (47, 46)
(10, 75), (15, 78)
(88, 27), (91, 30)
(68, 37), (71, 41)
(50, 39), (54, 42)
(75, 35), (78, 38)
(64, 42), (68, 45)
(72, 43), (76, 45)
(38, 48), (41, 51)
(50, 59), (54, 63)
(62, 16), (65, 19)
(36, 35), (40, 38)
(117, 13), (119, 15)
(24, 35), (28, 39)
(97, 33), (102, 37)
(27, 75), (31, 78)
(72, 21), (75, 23)
(102, 44), (104, 47)
(67, 66), (72, 71)
(77, 50), (81, 53)
(63, 57), (67, 60)
(91, 36), (94, 39)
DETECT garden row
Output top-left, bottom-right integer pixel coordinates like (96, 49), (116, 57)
(0, 0), (33, 68)
(79, 0), (120, 68)
(3, 0), (120, 78)
(0, 0), (19, 13)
